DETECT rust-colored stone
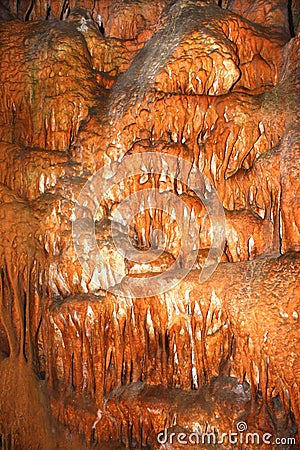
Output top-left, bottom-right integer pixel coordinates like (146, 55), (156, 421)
(0, 0), (299, 448)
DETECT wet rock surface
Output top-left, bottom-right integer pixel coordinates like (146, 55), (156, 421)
(0, 0), (299, 448)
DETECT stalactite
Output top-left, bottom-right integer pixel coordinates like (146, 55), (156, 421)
(0, 0), (299, 448)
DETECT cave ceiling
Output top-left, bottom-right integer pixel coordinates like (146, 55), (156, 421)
(0, 0), (299, 449)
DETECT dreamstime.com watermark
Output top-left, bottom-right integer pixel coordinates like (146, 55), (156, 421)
(72, 152), (226, 297)
(157, 422), (296, 446)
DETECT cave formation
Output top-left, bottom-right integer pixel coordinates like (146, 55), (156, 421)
(0, 0), (299, 448)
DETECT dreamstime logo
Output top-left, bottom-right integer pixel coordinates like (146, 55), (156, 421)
(156, 421), (296, 446)
(72, 152), (225, 297)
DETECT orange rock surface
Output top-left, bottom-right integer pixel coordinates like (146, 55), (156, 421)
(0, 0), (299, 448)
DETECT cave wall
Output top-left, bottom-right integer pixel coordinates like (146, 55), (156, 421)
(0, 0), (299, 449)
